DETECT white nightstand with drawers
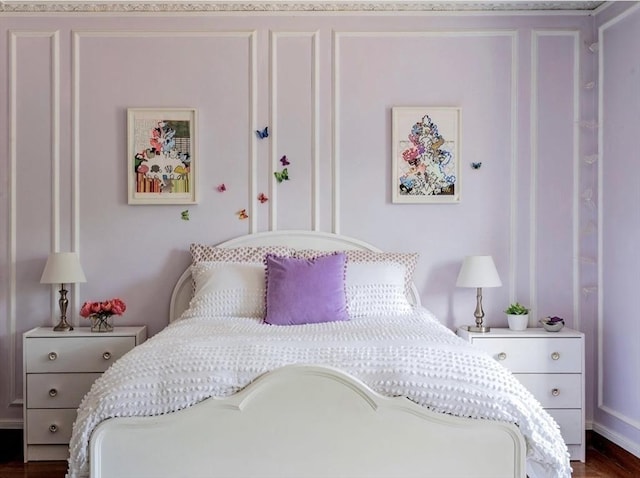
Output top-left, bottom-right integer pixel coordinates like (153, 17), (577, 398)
(456, 326), (585, 462)
(23, 326), (147, 461)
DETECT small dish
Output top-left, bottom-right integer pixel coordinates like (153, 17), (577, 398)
(540, 316), (565, 332)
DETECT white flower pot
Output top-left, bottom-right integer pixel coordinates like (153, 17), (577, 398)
(507, 314), (528, 331)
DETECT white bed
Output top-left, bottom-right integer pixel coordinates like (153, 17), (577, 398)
(68, 231), (570, 478)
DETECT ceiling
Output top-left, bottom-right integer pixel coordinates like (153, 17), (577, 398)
(0, 1), (609, 13)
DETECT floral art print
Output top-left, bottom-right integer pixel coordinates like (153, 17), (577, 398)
(392, 107), (461, 203)
(128, 108), (197, 204)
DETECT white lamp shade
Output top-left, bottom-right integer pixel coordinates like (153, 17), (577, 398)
(40, 252), (87, 284)
(456, 255), (502, 288)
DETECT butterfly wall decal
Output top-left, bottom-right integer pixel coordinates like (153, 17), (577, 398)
(255, 127), (269, 139)
(237, 209), (249, 220)
(471, 162), (482, 169)
(216, 183), (227, 192)
(258, 193), (269, 203)
(181, 210), (190, 221)
(274, 168), (289, 183)
(280, 155), (290, 166)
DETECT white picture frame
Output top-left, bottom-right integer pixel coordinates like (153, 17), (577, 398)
(127, 108), (197, 205)
(392, 107), (461, 204)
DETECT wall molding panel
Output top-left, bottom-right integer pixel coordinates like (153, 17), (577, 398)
(72, 29), (258, 233)
(7, 30), (60, 407)
(333, 30), (517, 294)
(529, 30), (580, 331)
(597, 2), (640, 433)
(269, 31), (320, 231)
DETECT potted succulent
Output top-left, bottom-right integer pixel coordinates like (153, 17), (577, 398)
(504, 302), (530, 331)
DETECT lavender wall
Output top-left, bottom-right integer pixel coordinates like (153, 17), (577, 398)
(596, 1), (640, 458)
(0, 4), (603, 445)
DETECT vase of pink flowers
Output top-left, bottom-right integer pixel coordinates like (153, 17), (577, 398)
(80, 298), (126, 332)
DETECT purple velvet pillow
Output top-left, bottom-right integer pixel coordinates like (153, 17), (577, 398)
(264, 253), (349, 326)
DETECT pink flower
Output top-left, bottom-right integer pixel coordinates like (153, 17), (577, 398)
(111, 298), (126, 315)
(80, 298), (127, 319)
(80, 301), (93, 318)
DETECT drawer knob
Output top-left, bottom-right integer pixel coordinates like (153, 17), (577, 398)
(552, 388), (560, 396)
(551, 352), (561, 361)
(48, 352), (57, 361)
(49, 424), (58, 433)
(48, 388), (58, 398)
(498, 352), (507, 361)
(102, 351), (112, 360)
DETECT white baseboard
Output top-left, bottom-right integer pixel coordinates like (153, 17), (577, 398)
(0, 419), (23, 429)
(592, 422), (640, 458)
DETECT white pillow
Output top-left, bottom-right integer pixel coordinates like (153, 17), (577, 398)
(295, 249), (418, 300)
(189, 262), (266, 318)
(346, 262), (412, 318)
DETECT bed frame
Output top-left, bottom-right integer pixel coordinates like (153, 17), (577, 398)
(89, 231), (526, 478)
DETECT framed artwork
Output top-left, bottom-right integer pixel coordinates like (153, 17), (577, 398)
(127, 108), (197, 205)
(392, 107), (461, 204)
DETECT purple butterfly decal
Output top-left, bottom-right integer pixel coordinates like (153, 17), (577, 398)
(280, 155), (290, 166)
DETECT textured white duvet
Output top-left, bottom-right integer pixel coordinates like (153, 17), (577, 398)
(67, 307), (571, 478)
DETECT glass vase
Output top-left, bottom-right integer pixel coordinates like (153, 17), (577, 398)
(90, 314), (114, 333)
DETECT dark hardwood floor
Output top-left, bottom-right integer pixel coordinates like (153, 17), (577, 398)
(1, 429), (639, 477)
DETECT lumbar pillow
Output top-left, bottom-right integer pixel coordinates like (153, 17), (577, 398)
(264, 253), (349, 326)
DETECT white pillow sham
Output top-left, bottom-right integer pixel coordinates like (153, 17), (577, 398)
(295, 249), (418, 300)
(346, 262), (412, 317)
(189, 261), (266, 318)
(188, 255), (414, 320)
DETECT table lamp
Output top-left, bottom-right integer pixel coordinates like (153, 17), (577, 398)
(456, 255), (502, 333)
(40, 252), (87, 331)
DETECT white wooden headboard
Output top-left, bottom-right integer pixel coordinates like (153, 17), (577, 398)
(169, 230), (421, 322)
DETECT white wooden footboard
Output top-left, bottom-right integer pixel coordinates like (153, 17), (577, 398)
(90, 365), (525, 478)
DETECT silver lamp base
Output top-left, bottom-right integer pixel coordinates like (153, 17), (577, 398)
(468, 325), (490, 333)
(52, 285), (74, 332)
(468, 287), (490, 333)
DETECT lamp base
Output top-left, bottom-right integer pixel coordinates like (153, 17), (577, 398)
(53, 317), (74, 332)
(53, 285), (73, 332)
(468, 325), (490, 333)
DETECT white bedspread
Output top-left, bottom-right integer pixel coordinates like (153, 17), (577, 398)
(67, 307), (571, 478)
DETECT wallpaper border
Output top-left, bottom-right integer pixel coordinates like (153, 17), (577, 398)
(0, 1), (604, 14)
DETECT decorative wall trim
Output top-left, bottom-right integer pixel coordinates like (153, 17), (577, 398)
(71, 29), (258, 233)
(597, 1), (640, 431)
(8, 30), (60, 406)
(0, 1), (605, 14)
(250, 30), (258, 234)
(333, 30), (518, 288)
(508, 30), (518, 305)
(331, 29), (339, 234)
(269, 31), (320, 231)
(529, 30), (580, 330)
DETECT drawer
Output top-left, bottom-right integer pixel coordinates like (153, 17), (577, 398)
(546, 408), (583, 445)
(27, 373), (101, 409)
(472, 337), (582, 373)
(26, 409), (77, 444)
(25, 336), (135, 373)
(514, 373), (581, 409)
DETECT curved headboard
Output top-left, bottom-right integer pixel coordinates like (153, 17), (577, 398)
(169, 230), (421, 322)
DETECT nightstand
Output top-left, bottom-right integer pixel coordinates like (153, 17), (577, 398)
(456, 326), (585, 462)
(22, 326), (147, 462)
